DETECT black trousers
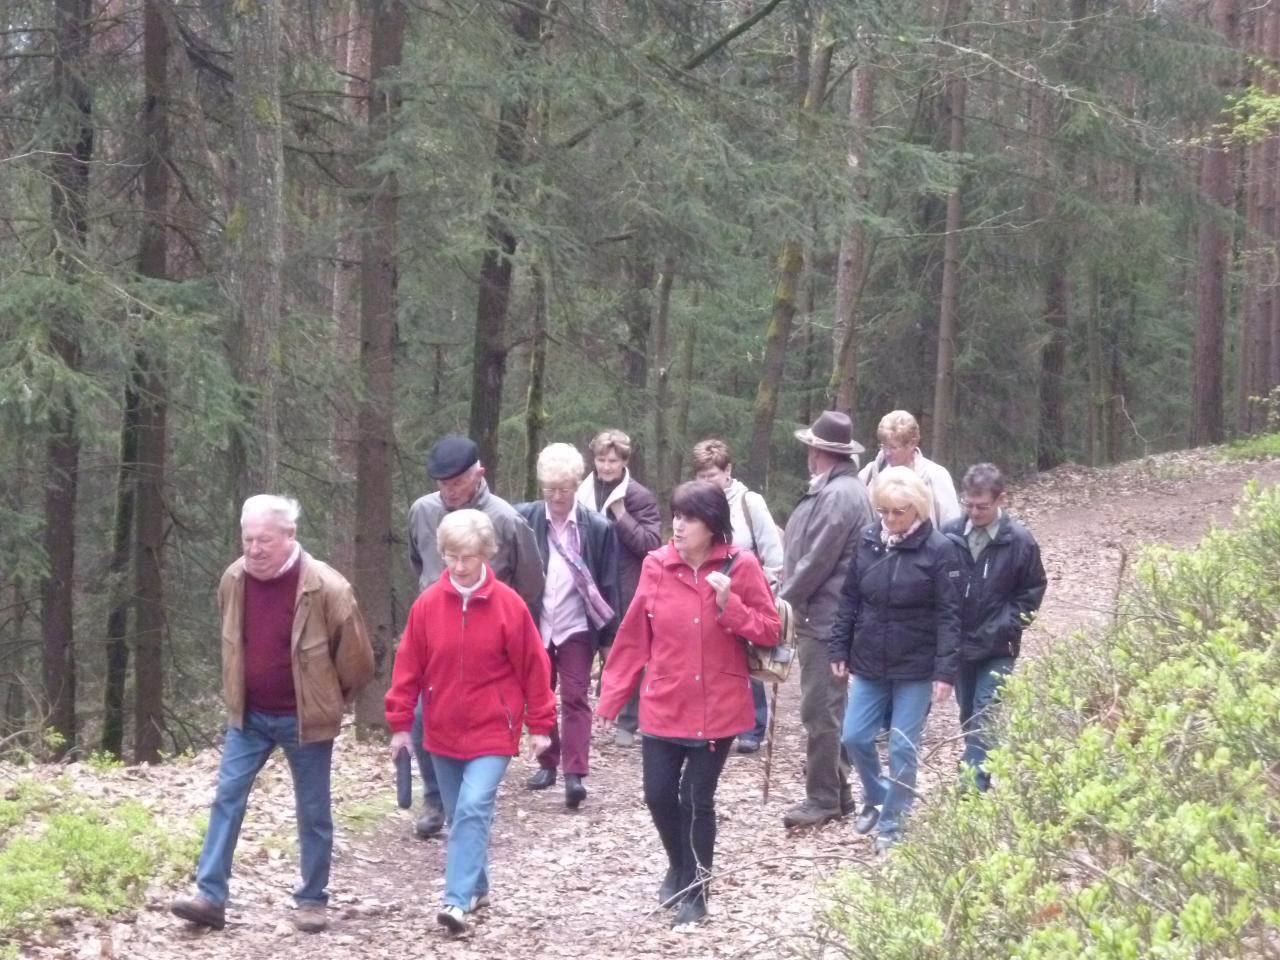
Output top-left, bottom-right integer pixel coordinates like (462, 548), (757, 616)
(641, 735), (734, 902)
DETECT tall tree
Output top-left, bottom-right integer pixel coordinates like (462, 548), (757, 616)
(41, 0), (95, 758)
(930, 2), (969, 467)
(830, 42), (876, 425)
(133, 0), (173, 764)
(468, 2), (543, 478)
(1192, 0), (1240, 446)
(227, 0), (286, 504)
(352, 0), (407, 734)
(743, 31), (835, 491)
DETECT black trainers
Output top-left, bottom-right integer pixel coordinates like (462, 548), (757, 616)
(782, 800), (841, 828)
(564, 773), (587, 809)
(526, 767), (556, 790)
(672, 894), (707, 927)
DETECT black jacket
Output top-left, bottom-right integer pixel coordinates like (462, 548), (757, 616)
(827, 520), (962, 683)
(515, 501), (622, 651)
(941, 513), (1047, 662)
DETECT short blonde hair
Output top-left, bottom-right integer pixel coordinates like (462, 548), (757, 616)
(876, 410), (921, 449)
(589, 429), (632, 461)
(537, 443), (585, 487)
(691, 438), (732, 472)
(871, 466), (933, 520)
(437, 509), (497, 559)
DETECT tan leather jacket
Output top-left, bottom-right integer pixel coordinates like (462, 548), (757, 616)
(219, 551), (375, 743)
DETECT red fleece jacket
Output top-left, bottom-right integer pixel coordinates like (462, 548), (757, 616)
(386, 568), (556, 760)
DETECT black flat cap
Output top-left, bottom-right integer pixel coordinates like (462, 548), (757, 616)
(427, 435), (480, 480)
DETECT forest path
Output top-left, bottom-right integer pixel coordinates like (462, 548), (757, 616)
(32, 450), (1280, 960)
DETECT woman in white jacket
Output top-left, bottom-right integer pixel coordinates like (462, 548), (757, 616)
(857, 410), (960, 528)
(692, 438), (784, 753)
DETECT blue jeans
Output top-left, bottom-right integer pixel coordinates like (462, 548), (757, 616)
(411, 697), (443, 811)
(841, 676), (932, 840)
(430, 754), (510, 909)
(954, 656), (1015, 791)
(195, 709), (333, 906)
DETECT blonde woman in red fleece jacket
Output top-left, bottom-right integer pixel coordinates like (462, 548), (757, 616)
(387, 509), (556, 935)
(599, 480), (780, 928)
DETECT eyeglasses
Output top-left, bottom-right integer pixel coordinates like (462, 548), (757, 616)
(875, 506), (912, 518)
(541, 486), (575, 498)
(960, 499), (997, 511)
(442, 553), (481, 564)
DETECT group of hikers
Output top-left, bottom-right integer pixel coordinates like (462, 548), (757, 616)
(168, 408), (1048, 936)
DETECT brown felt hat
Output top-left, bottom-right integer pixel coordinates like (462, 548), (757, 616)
(793, 410), (865, 457)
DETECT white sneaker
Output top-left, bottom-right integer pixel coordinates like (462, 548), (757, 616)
(468, 892), (490, 912)
(436, 904), (466, 933)
(614, 729), (636, 747)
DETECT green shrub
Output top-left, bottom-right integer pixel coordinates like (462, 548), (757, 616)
(827, 484), (1280, 960)
(0, 785), (198, 941)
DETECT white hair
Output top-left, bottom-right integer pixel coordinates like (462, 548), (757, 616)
(241, 494), (301, 531)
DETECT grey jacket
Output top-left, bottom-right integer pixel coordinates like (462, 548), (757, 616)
(778, 459), (874, 639)
(407, 479), (544, 611)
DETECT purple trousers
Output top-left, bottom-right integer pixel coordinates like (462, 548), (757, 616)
(539, 632), (593, 776)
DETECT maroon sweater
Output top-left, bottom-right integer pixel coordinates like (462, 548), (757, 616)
(242, 561), (302, 715)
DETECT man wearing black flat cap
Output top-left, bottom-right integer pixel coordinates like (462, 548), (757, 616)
(403, 435), (544, 839)
(778, 411), (874, 829)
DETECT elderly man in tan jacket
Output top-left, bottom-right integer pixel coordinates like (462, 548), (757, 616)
(171, 495), (373, 934)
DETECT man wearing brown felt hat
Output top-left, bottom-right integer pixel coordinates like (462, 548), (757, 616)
(777, 411), (874, 829)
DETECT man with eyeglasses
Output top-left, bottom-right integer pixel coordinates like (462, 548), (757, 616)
(404, 435), (545, 837)
(940, 463), (1046, 791)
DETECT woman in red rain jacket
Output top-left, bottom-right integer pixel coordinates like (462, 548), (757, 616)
(599, 480), (779, 927)
(386, 509), (555, 936)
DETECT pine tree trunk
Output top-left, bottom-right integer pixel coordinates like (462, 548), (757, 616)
(1192, 0), (1240, 446)
(672, 302), (698, 498)
(228, 0), (285, 506)
(42, 0), (94, 759)
(523, 263), (549, 501)
(101, 386), (139, 759)
(133, 0), (173, 765)
(469, 4), (542, 479)
(931, 42), (967, 469)
(743, 38), (834, 490)
(651, 255), (677, 509)
(830, 50), (876, 424)
(329, 0), (371, 579)
(353, 0), (407, 736)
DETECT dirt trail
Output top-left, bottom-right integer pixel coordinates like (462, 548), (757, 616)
(25, 451), (1280, 960)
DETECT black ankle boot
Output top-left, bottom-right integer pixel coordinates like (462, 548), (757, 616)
(657, 867), (681, 908)
(672, 893), (707, 926)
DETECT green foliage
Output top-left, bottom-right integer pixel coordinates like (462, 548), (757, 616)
(827, 483), (1280, 959)
(0, 777), (197, 940)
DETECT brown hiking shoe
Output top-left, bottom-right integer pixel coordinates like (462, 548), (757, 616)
(782, 799), (841, 829)
(293, 901), (329, 933)
(170, 894), (226, 930)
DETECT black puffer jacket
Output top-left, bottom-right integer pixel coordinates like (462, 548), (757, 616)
(827, 521), (962, 683)
(941, 514), (1046, 662)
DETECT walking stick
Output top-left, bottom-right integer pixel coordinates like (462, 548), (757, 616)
(762, 681), (780, 803)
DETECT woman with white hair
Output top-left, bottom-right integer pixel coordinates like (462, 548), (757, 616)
(827, 466), (961, 853)
(386, 509), (556, 935)
(516, 443), (620, 810)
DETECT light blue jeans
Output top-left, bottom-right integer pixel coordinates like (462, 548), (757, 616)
(195, 709), (333, 906)
(430, 754), (510, 909)
(955, 656), (1015, 791)
(841, 676), (932, 840)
